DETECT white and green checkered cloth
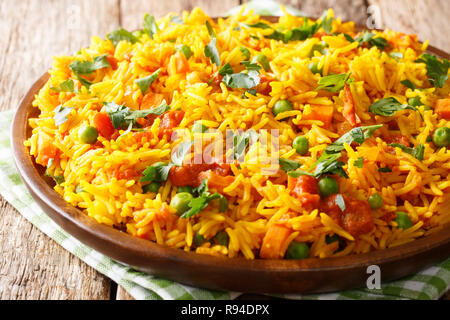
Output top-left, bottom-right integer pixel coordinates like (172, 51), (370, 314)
(1, 107), (449, 300)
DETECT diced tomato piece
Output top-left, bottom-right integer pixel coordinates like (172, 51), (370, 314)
(141, 92), (165, 110)
(342, 83), (360, 127)
(260, 224), (292, 259)
(113, 168), (138, 180)
(302, 106), (334, 128)
(256, 74), (274, 95)
(321, 194), (374, 237)
(35, 132), (58, 167)
(290, 175), (321, 211)
(106, 55), (118, 70)
(169, 162), (231, 187)
(174, 51), (190, 74)
(94, 112), (115, 140)
(197, 170), (235, 193)
(158, 110), (185, 138)
(435, 98), (450, 119)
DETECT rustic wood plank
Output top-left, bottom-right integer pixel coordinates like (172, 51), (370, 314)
(0, 0), (120, 300)
(368, 0), (450, 52)
(116, 286), (135, 300)
(242, 0), (368, 24)
(119, 0), (241, 31)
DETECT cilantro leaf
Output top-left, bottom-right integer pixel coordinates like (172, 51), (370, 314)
(135, 69), (161, 94)
(313, 152), (348, 178)
(369, 97), (417, 116)
(222, 70), (260, 89)
(53, 105), (73, 126)
(415, 54), (450, 88)
(389, 143), (424, 161)
(325, 125), (383, 154)
(240, 61), (261, 72)
(287, 170), (315, 178)
(69, 54), (111, 75)
(316, 73), (352, 92)
(205, 38), (221, 66)
(105, 102), (168, 130)
(107, 28), (139, 46)
(241, 89), (257, 99)
(400, 79), (416, 90)
(353, 157), (364, 168)
(205, 20), (216, 38)
(239, 47), (251, 60)
(218, 63), (234, 76)
(246, 22), (271, 29)
(143, 14), (159, 39)
(75, 75), (93, 89)
(378, 167), (392, 173)
(355, 32), (390, 50)
(279, 158), (301, 172)
(141, 163), (173, 183)
(50, 79), (75, 93)
(320, 11), (333, 34)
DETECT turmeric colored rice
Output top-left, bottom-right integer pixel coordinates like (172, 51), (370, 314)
(25, 7), (450, 260)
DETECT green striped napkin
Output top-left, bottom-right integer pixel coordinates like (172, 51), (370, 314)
(1, 108), (449, 300)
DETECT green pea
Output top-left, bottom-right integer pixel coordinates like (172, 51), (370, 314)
(368, 193), (383, 209)
(432, 127), (450, 148)
(318, 176), (339, 197)
(408, 96), (422, 107)
(285, 242), (309, 259)
(143, 181), (161, 194)
(178, 44), (192, 59)
(308, 62), (322, 75)
(395, 212), (413, 229)
(252, 54), (270, 71)
(170, 192), (193, 216)
(292, 136), (309, 155)
(79, 126), (98, 144)
(193, 231), (206, 247)
(272, 100), (293, 116)
(214, 230), (229, 246)
(177, 186), (194, 194)
(191, 121), (208, 134)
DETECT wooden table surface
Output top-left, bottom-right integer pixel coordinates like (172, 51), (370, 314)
(0, 0), (449, 300)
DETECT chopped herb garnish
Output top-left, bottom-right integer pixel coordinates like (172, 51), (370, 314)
(415, 54), (450, 88)
(50, 79), (75, 93)
(355, 32), (390, 50)
(218, 63), (234, 76)
(69, 54), (111, 75)
(239, 47), (251, 60)
(143, 14), (159, 39)
(241, 89), (257, 99)
(205, 38), (221, 66)
(135, 69), (161, 94)
(354, 157), (364, 168)
(400, 79), (416, 90)
(178, 45), (192, 59)
(105, 101), (168, 130)
(53, 105), (73, 126)
(325, 125), (383, 154)
(389, 143), (424, 160)
(107, 28), (139, 46)
(246, 22), (271, 29)
(378, 167), (392, 173)
(240, 61), (262, 72)
(369, 97), (417, 116)
(222, 70), (260, 89)
(180, 179), (228, 218)
(389, 52), (403, 61)
(320, 11), (333, 34)
(279, 158), (301, 172)
(316, 73), (352, 92)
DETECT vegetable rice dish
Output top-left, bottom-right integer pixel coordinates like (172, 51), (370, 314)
(25, 7), (450, 260)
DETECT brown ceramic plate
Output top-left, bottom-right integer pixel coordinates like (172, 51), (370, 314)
(11, 17), (450, 294)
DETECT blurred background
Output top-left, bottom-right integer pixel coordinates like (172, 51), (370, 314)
(0, 0), (448, 300)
